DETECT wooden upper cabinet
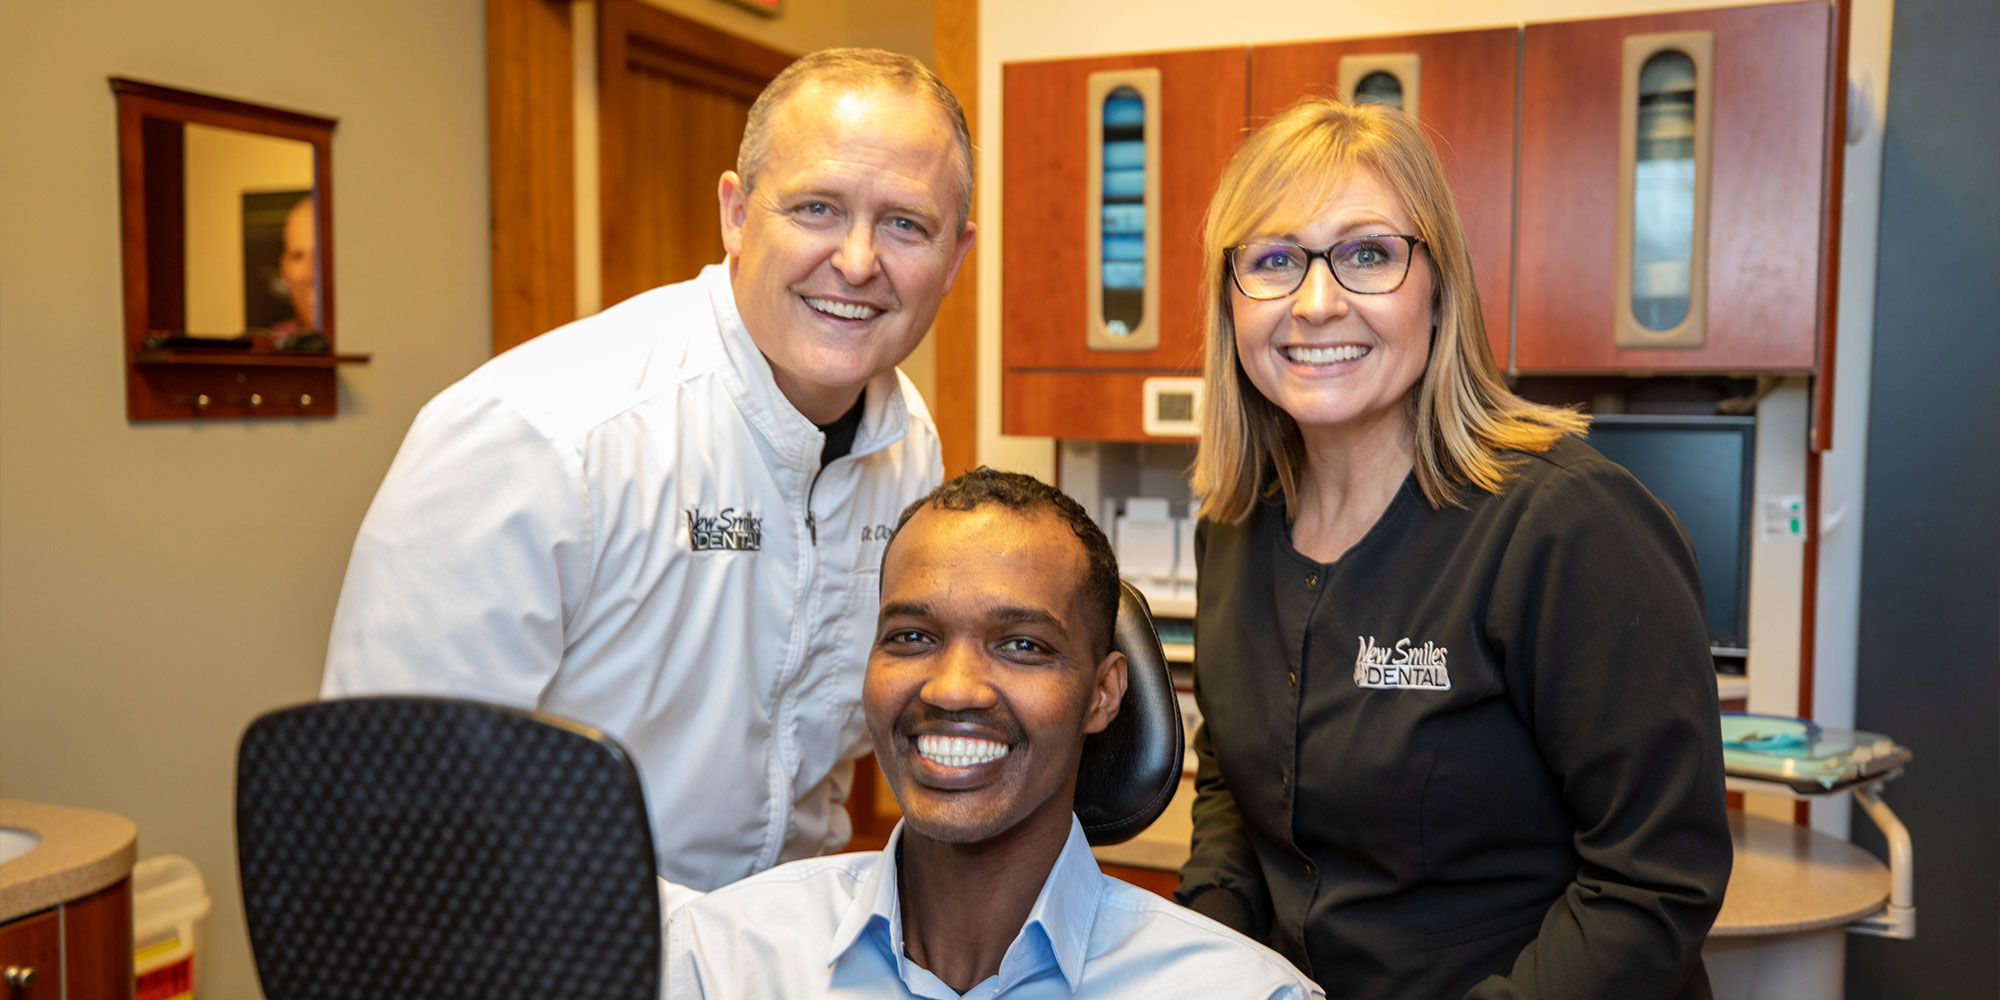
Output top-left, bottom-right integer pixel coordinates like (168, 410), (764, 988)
(1249, 27), (1519, 369)
(999, 2), (1840, 442)
(1001, 47), (1246, 441)
(1516, 1), (1833, 372)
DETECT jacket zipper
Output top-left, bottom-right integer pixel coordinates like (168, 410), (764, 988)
(805, 467), (822, 545)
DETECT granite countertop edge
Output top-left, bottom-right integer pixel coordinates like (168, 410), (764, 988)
(0, 798), (139, 923)
(1707, 809), (1890, 938)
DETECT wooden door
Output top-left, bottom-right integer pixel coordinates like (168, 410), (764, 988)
(597, 0), (795, 309)
(1001, 47), (1247, 441)
(1515, 1), (1832, 373)
(1248, 28), (1519, 368)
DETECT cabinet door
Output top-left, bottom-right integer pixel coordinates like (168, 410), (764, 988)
(64, 880), (133, 1000)
(1249, 27), (1518, 368)
(1516, 1), (1832, 372)
(0, 909), (61, 1000)
(1001, 47), (1246, 441)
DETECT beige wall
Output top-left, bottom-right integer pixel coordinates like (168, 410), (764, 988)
(0, 2), (491, 997)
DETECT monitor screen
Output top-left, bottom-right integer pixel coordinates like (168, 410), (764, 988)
(1584, 414), (1756, 654)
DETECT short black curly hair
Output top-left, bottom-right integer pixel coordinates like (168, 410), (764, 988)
(884, 467), (1121, 658)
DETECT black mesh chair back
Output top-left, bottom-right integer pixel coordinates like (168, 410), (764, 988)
(1075, 580), (1185, 845)
(236, 697), (661, 1000)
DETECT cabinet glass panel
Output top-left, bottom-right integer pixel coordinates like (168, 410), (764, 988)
(1338, 53), (1421, 122)
(1632, 51), (1696, 331)
(1102, 87), (1144, 336)
(1352, 72), (1405, 110)
(1086, 70), (1161, 351)
(1615, 31), (1713, 349)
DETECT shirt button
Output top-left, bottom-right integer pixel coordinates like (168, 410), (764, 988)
(1304, 862), (1315, 876)
(1288, 672), (1297, 688)
(1305, 570), (1319, 588)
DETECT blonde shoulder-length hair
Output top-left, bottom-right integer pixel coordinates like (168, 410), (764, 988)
(1192, 98), (1587, 523)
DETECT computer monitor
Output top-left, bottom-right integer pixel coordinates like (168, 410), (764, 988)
(1584, 414), (1756, 655)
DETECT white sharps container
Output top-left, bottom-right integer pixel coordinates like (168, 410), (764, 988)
(132, 855), (212, 1000)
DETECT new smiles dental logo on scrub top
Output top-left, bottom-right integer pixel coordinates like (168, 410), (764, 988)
(1353, 635), (1452, 691)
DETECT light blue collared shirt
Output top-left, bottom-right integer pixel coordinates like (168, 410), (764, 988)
(665, 816), (1322, 999)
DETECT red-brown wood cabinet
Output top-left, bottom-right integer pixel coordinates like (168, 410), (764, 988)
(1000, 2), (1842, 441)
(1515, 1), (1835, 373)
(0, 881), (133, 1000)
(1001, 47), (1246, 441)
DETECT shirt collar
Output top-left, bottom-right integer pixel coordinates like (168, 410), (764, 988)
(825, 817), (1104, 994)
(827, 822), (905, 972)
(1022, 816), (1101, 991)
(702, 262), (912, 465)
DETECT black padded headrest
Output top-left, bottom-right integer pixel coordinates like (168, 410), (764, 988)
(1074, 580), (1185, 845)
(236, 697), (662, 1000)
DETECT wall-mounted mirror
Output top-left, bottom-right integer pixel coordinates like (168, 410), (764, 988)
(111, 77), (366, 421)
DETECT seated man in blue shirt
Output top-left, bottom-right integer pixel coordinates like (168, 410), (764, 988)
(666, 468), (1320, 999)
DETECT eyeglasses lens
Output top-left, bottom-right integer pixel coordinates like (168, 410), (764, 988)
(1230, 238), (1413, 298)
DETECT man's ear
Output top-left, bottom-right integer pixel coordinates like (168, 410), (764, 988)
(940, 221), (977, 295)
(717, 170), (748, 257)
(1081, 649), (1127, 736)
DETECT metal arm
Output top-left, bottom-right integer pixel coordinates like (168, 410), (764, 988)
(1847, 781), (1916, 939)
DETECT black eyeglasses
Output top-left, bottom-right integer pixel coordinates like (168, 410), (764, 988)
(1225, 235), (1426, 299)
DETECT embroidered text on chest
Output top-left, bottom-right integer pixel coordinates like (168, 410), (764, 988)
(687, 507), (763, 551)
(1352, 635), (1452, 690)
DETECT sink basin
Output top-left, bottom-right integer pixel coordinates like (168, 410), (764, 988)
(0, 826), (41, 864)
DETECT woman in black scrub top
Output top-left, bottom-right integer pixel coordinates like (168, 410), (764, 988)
(1172, 98), (1732, 1000)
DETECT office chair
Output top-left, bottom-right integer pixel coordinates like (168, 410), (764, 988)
(235, 697), (661, 1000)
(1076, 580), (1185, 845)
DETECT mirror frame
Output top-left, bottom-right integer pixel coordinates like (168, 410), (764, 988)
(111, 77), (363, 421)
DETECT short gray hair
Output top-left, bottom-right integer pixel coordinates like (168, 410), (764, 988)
(737, 47), (973, 230)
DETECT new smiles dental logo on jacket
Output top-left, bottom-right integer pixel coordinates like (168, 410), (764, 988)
(1353, 636), (1452, 690)
(687, 507), (763, 551)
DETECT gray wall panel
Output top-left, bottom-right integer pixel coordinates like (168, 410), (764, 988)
(1847, 0), (2000, 995)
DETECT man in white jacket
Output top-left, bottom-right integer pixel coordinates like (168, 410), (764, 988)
(321, 48), (975, 894)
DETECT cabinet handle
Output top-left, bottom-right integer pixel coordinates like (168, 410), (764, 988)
(3, 965), (38, 987)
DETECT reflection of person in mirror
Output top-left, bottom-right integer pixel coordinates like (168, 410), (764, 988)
(269, 195), (314, 336)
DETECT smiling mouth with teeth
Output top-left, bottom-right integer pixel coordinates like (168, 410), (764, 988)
(915, 734), (1010, 768)
(804, 296), (884, 321)
(1285, 344), (1370, 365)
